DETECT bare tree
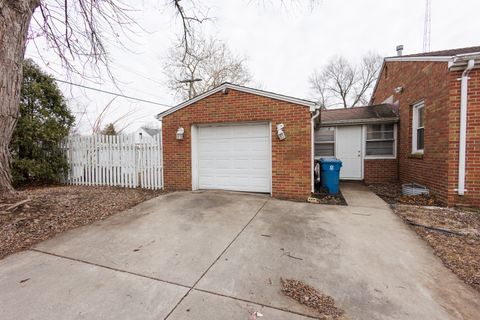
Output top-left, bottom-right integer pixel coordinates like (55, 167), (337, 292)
(0, 0), (203, 197)
(0, 0), (319, 196)
(164, 33), (252, 100)
(309, 53), (382, 109)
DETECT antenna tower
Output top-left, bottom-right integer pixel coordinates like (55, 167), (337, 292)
(423, 0), (432, 52)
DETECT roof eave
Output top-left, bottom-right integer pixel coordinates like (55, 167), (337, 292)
(156, 83), (317, 120)
(384, 56), (452, 62)
(448, 53), (480, 71)
(320, 117), (399, 126)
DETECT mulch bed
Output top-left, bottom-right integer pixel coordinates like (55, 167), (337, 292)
(0, 185), (163, 260)
(280, 278), (345, 319)
(310, 186), (347, 206)
(368, 183), (438, 206)
(394, 205), (480, 293)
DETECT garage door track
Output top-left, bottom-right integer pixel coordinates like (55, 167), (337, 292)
(1, 186), (479, 319)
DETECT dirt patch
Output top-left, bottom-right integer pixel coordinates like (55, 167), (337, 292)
(368, 183), (438, 206)
(394, 205), (480, 293)
(280, 278), (345, 319)
(311, 187), (347, 206)
(0, 185), (163, 260)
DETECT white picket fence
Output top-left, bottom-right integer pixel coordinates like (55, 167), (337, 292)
(61, 134), (163, 189)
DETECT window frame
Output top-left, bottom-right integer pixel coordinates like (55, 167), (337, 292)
(364, 123), (397, 160)
(314, 126), (336, 159)
(412, 101), (425, 154)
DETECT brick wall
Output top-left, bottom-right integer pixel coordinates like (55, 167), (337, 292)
(372, 61), (451, 204)
(447, 68), (480, 206)
(162, 89), (312, 200)
(364, 159), (398, 184)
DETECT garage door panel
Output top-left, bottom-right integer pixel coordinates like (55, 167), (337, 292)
(197, 123), (271, 193)
(232, 125), (268, 138)
(233, 159), (250, 169)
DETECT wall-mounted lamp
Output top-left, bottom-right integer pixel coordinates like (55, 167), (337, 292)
(276, 123), (286, 141)
(176, 127), (184, 140)
(394, 86), (404, 94)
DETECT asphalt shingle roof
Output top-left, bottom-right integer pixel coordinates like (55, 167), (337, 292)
(389, 46), (480, 59)
(321, 104), (399, 123)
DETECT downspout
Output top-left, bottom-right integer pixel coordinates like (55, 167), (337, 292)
(457, 59), (475, 195)
(311, 107), (320, 193)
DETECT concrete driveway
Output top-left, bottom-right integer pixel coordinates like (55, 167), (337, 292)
(1, 184), (479, 320)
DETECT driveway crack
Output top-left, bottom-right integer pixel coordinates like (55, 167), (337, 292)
(163, 199), (270, 319)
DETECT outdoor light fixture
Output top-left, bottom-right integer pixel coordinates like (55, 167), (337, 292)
(394, 86), (404, 94)
(276, 123), (286, 141)
(176, 127), (184, 140)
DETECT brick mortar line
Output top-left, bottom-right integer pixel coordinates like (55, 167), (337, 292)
(164, 199), (270, 320)
(29, 248), (191, 289)
(193, 288), (320, 319)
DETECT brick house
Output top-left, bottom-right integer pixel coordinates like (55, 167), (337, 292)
(370, 46), (480, 206)
(157, 83), (319, 201)
(158, 46), (479, 205)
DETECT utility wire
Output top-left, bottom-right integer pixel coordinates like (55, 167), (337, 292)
(54, 79), (172, 108)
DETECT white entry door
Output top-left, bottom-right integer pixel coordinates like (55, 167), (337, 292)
(196, 123), (271, 193)
(336, 126), (363, 180)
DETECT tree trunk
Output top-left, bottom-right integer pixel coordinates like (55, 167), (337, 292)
(0, 0), (38, 197)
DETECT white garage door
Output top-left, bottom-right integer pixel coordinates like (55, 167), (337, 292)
(197, 123), (271, 193)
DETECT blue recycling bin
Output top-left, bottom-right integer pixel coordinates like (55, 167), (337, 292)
(319, 158), (342, 194)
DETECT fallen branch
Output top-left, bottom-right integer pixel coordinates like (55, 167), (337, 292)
(405, 219), (478, 238)
(4, 199), (31, 212)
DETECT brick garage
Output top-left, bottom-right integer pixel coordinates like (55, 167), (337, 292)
(371, 46), (480, 206)
(158, 84), (316, 201)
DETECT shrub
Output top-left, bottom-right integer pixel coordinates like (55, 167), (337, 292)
(9, 59), (74, 186)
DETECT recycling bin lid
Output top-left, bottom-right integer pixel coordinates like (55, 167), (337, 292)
(319, 158), (342, 164)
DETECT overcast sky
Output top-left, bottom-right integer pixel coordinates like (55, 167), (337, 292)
(26, 0), (480, 134)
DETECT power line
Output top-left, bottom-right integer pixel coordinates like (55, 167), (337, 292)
(54, 79), (172, 108)
(27, 54), (169, 102)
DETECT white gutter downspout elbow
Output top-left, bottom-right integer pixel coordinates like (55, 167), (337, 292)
(311, 107), (320, 193)
(458, 59), (475, 196)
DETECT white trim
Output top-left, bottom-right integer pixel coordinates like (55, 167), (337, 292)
(385, 56), (452, 62)
(157, 83), (316, 119)
(313, 126), (335, 159)
(449, 54), (480, 70)
(320, 117), (399, 126)
(191, 121), (272, 193)
(457, 59), (475, 195)
(191, 125), (199, 190)
(335, 125), (363, 180)
(362, 125), (365, 179)
(412, 101), (425, 154)
(364, 123), (398, 159)
(269, 122), (273, 196)
(311, 110), (320, 193)
(161, 131), (165, 190)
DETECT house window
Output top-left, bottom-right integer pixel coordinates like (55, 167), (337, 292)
(412, 101), (425, 153)
(315, 127), (335, 157)
(366, 124), (395, 157)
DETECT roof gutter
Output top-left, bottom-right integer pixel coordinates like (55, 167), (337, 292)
(457, 59), (475, 196)
(384, 56), (452, 62)
(320, 117), (399, 126)
(311, 107), (320, 193)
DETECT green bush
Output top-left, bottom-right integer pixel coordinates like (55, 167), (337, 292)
(9, 59), (74, 186)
